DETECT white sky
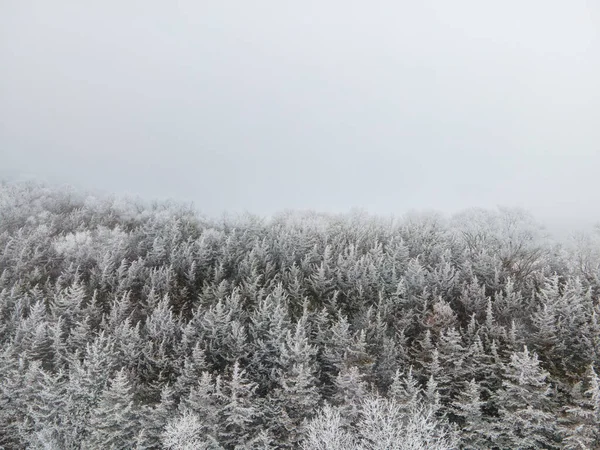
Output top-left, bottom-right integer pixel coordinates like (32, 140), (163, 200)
(1, 1), (599, 231)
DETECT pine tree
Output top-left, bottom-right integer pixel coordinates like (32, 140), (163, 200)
(113, 316), (144, 372)
(301, 404), (357, 450)
(357, 395), (458, 450)
(174, 342), (209, 399)
(462, 336), (503, 418)
(140, 294), (181, 390)
(247, 285), (291, 392)
(389, 366), (421, 412)
(268, 313), (320, 448)
(48, 317), (69, 371)
(556, 279), (596, 373)
(0, 346), (26, 449)
(436, 327), (467, 403)
(198, 296), (249, 370)
(51, 277), (86, 330)
(179, 371), (220, 440)
(563, 365), (600, 449)
(85, 368), (141, 450)
(495, 346), (560, 449)
(136, 384), (176, 450)
(451, 379), (492, 449)
(218, 361), (259, 448)
(15, 300), (53, 369)
(321, 314), (354, 378)
(531, 302), (562, 371)
(65, 332), (119, 432)
(424, 374), (442, 416)
(162, 410), (224, 450)
(25, 367), (89, 450)
(67, 314), (93, 354)
(412, 328), (435, 377)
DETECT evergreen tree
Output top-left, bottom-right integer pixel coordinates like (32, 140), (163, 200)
(247, 285), (291, 392)
(179, 371), (220, 440)
(563, 365), (600, 449)
(531, 302), (562, 371)
(333, 365), (369, 424)
(24, 368), (72, 449)
(424, 374), (443, 416)
(268, 312), (320, 447)
(301, 404), (356, 450)
(495, 347), (560, 449)
(389, 366), (421, 412)
(218, 361), (259, 448)
(85, 368), (141, 450)
(162, 410), (223, 450)
(357, 396), (457, 450)
(174, 342), (209, 399)
(451, 379), (492, 449)
(136, 384), (176, 450)
(436, 327), (468, 403)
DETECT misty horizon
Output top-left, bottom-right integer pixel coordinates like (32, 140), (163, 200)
(2, 1), (599, 232)
(1, 176), (598, 243)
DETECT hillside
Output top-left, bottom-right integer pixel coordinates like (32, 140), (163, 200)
(1, 182), (599, 449)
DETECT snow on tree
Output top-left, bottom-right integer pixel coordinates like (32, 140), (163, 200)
(85, 368), (141, 449)
(451, 378), (493, 449)
(494, 346), (560, 449)
(389, 366), (421, 412)
(2, 182), (600, 449)
(218, 361), (260, 448)
(563, 365), (600, 449)
(162, 410), (223, 450)
(303, 396), (457, 450)
(301, 404), (357, 450)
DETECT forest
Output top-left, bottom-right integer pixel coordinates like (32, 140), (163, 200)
(1, 181), (600, 449)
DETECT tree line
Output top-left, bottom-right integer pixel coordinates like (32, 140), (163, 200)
(1, 181), (599, 449)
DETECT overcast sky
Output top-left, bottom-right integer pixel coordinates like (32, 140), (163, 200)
(1, 1), (599, 230)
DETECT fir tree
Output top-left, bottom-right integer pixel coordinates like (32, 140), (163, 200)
(179, 371), (220, 440)
(389, 366), (421, 413)
(563, 365), (600, 449)
(451, 379), (492, 449)
(85, 368), (141, 450)
(136, 384), (176, 450)
(218, 361), (259, 448)
(495, 346), (560, 449)
(268, 312), (321, 447)
(162, 410), (223, 450)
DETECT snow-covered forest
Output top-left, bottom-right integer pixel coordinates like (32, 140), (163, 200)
(2, 181), (600, 449)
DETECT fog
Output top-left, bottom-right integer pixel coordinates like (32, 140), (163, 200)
(1, 1), (599, 232)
